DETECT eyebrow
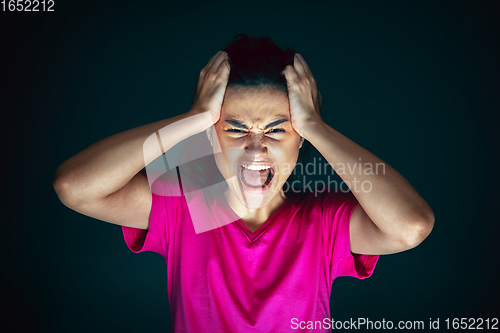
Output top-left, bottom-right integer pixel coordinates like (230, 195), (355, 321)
(225, 120), (249, 129)
(225, 118), (289, 130)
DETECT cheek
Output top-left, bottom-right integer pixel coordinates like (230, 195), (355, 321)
(270, 134), (301, 155)
(211, 128), (243, 177)
(210, 128), (227, 177)
(211, 127), (242, 153)
(268, 138), (301, 176)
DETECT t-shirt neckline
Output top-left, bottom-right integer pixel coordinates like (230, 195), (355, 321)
(216, 192), (295, 243)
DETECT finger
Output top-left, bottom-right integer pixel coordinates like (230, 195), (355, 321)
(293, 54), (307, 78)
(217, 57), (231, 74)
(282, 64), (299, 86)
(209, 51), (228, 74)
(199, 51), (222, 89)
(295, 53), (312, 75)
(195, 51), (224, 103)
(207, 51), (222, 67)
(216, 51), (230, 71)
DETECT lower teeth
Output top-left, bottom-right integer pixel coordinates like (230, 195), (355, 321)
(264, 170), (273, 186)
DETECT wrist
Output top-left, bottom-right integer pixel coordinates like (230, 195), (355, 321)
(297, 116), (326, 140)
(183, 108), (216, 131)
(186, 106), (219, 126)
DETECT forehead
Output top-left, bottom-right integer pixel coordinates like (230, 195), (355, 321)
(222, 86), (289, 122)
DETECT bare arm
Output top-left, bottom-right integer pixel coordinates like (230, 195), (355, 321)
(283, 53), (434, 255)
(53, 111), (213, 229)
(302, 122), (434, 255)
(53, 50), (231, 229)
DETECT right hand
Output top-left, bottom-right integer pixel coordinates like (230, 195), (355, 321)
(189, 51), (231, 124)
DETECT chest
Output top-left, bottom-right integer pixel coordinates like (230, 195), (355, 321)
(170, 210), (324, 279)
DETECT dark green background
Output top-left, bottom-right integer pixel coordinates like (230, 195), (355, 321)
(1, 0), (499, 332)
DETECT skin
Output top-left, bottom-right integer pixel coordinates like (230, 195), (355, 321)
(53, 50), (434, 256)
(204, 51), (435, 254)
(208, 86), (303, 231)
(282, 54), (434, 254)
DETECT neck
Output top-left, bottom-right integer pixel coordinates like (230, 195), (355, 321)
(223, 188), (287, 229)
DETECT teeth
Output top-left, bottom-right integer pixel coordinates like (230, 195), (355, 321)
(242, 164), (271, 171)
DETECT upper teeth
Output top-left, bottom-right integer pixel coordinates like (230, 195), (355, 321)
(242, 164), (271, 171)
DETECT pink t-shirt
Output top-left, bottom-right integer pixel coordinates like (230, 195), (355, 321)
(122, 171), (379, 332)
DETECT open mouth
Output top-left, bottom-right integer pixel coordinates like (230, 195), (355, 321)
(240, 164), (275, 190)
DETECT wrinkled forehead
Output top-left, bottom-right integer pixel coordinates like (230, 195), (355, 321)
(222, 86), (290, 123)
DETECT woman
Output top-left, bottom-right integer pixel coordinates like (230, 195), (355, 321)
(53, 34), (434, 332)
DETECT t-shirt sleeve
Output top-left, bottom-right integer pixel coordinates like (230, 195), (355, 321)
(121, 169), (186, 257)
(321, 190), (379, 281)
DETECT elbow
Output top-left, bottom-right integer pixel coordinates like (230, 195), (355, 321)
(53, 176), (73, 207)
(53, 168), (81, 208)
(403, 209), (435, 249)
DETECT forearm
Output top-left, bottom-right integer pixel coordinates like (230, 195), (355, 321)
(53, 109), (213, 205)
(302, 120), (434, 236)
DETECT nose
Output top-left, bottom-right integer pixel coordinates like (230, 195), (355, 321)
(244, 133), (267, 159)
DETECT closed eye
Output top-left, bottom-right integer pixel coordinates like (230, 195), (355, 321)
(226, 129), (247, 133)
(266, 128), (285, 134)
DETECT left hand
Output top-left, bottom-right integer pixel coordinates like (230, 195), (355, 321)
(282, 54), (323, 137)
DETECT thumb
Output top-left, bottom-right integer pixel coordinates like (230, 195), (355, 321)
(281, 65), (289, 76)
